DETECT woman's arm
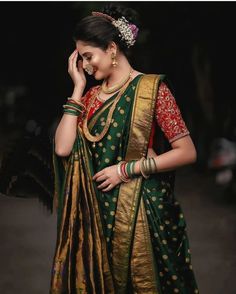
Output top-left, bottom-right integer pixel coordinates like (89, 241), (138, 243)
(54, 50), (86, 157)
(54, 88), (84, 157)
(138, 81), (197, 173)
(93, 135), (197, 192)
(93, 81), (197, 191)
(134, 135), (197, 174)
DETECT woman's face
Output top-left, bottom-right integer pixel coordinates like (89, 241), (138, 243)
(76, 40), (114, 80)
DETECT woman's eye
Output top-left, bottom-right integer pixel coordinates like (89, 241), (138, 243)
(85, 56), (92, 61)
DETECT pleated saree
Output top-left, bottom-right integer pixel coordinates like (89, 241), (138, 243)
(50, 74), (199, 293)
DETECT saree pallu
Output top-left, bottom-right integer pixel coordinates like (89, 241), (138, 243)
(50, 74), (199, 294)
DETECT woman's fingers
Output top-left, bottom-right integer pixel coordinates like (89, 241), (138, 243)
(93, 169), (106, 180)
(71, 51), (78, 72)
(93, 165), (122, 192)
(95, 174), (107, 182)
(67, 50), (86, 87)
(77, 60), (86, 79)
(102, 184), (113, 192)
(68, 50), (77, 73)
(97, 179), (110, 189)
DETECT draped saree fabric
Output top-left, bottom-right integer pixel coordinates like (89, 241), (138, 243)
(50, 74), (199, 293)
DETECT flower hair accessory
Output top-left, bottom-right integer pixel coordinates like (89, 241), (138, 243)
(92, 11), (139, 48)
(112, 16), (139, 48)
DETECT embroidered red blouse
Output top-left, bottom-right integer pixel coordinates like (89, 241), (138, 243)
(78, 82), (189, 147)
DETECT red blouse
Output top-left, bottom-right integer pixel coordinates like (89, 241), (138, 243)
(78, 82), (189, 147)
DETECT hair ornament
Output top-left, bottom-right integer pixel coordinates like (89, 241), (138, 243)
(92, 11), (115, 22)
(112, 16), (139, 48)
(92, 12), (139, 48)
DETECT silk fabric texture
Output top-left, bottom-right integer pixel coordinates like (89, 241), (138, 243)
(50, 74), (199, 293)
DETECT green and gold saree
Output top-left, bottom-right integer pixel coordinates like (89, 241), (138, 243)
(50, 74), (199, 293)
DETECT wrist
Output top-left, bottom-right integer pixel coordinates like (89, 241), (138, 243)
(134, 160), (141, 175)
(71, 87), (84, 101)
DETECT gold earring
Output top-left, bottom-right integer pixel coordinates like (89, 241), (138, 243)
(111, 52), (118, 67)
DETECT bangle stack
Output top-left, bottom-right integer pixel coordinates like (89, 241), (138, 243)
(117, 157), (158, 182)
(117, 161), (131, 182)
(63, 97), (86, 116)
(139, 157), (158, 178)
(116, 160), (137, 182)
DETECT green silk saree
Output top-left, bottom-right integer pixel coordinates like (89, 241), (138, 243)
(50, 74), (199, 294)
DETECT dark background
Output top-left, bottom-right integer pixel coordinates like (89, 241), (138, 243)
(0, 2), (236, 294)
(1, 1), (235, 149)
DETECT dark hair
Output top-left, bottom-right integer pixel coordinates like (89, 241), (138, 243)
(73, 3), (139, 58)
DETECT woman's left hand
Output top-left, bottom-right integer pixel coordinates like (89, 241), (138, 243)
(93, 164), (122, 192)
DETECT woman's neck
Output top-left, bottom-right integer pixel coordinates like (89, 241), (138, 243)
(106, 55), (132, 87)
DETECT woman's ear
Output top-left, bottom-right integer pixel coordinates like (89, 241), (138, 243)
(106, 41), (118, 54)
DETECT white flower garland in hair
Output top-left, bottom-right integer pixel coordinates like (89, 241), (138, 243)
(92, 12), (139, 48)
(112, 16), (139, 48)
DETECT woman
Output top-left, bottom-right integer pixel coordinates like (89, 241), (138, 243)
(50, 4), (199, 294)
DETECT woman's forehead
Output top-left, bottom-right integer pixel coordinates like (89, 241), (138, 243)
(76, 41), (97, 54)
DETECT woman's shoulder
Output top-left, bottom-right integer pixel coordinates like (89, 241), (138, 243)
(137, 72), (166, 82)
(144, 73), (166, 78)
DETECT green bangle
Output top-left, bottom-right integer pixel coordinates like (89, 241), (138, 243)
(126, 160), (136, 178)
(140, 157), (150, 179)
(63, 104), (83, 113)
(66, 101), (84, 111)
(63, 109), (79, 116)
(130, 160), (136, 176)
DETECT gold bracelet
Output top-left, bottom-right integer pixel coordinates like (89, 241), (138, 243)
(67, 97), (86, 109)
(139, 157), (150, 179)
(117, 161), (130, 183)
(144, 157), (158, 174)
(150, 157), (158, 173)
(63, 104), (83, 113)
(140, 157), (158, 176)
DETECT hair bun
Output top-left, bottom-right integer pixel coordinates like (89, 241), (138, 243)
(101, 3), (139, 25)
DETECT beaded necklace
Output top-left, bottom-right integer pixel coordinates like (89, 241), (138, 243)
(83, 76), (132, 147)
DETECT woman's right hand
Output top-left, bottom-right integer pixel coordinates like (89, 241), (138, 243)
(68, 50), (86, 91)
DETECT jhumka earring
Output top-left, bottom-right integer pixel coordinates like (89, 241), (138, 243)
(111, 52), (118, 67)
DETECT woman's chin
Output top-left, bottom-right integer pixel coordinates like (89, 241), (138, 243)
(93, 71), (103, 80)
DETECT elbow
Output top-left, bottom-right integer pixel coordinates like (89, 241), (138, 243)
(188, 146), (197, 164)
(55, 146), (72, 157)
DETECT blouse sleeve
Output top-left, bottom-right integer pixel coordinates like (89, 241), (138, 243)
(155, 82), (190, 143)
(77, 85), (100, 126)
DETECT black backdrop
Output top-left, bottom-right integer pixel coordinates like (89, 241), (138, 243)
(0, 1), (236, 166)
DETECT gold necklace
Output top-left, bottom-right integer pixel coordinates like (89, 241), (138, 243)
(83, 76), (132, 147)
(101, 68), (133, 94)
(96, 92), (106, 103)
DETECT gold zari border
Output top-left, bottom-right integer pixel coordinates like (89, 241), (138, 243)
(112, 74), (160, 293)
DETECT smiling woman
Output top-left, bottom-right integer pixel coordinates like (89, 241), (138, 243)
(50, 3), (199, 294)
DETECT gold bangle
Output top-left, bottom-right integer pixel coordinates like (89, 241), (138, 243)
(67, 98), (86, 109)
(150, 157), (158, 173)
(139, 157), (149, 179)
(141, 157), (158, 176)
(63, 104), (83, 113)
(117, 161), (130, 183)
